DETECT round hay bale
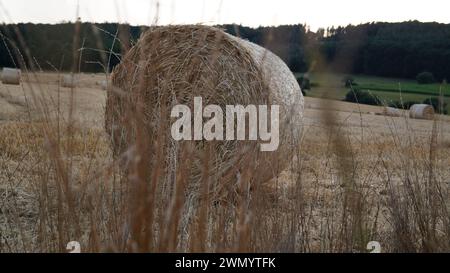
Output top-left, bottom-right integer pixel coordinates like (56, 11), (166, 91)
(61, 74), (78, 88)
(105, 25), (303, 189)
(409, 104), (434, 120)
(383, 106), (402, 117)
(1, 68), (21, 85)
(97, 79), (108, 90)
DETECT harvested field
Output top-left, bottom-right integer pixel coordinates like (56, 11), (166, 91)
(1, 70), (449, 253)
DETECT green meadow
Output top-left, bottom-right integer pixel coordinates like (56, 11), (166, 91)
(299, 73), (450, 113)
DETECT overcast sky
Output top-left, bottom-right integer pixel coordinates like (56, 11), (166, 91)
(0, 0), (449, 31)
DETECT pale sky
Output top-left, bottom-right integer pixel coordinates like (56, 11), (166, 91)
(0, 0), (449, 31)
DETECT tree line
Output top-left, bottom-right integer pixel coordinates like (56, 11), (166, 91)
(1, 21), (450, 80)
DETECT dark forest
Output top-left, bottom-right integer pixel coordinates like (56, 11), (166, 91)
(1, 21), (450, 80)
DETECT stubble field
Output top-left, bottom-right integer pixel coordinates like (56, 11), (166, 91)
(0, 72), (449, 252)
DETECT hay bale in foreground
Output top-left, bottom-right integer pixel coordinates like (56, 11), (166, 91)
(383, 106), (402, 117)
(409, 104), (434, 120)
(61, 74), (77, 88)
(105, 25), (304, 188)
(1, 68), (21, 85)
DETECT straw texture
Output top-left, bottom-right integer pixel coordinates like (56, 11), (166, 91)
(105, 25), (303, 190)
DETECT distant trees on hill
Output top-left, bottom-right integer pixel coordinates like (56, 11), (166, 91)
(1, 21), (450, 81)
(344, 89), (381, 106)
(416, 71), (435, 84)
(0, 23), (143, 72)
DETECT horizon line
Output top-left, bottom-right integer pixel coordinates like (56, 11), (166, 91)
(1, 19), (447, 32)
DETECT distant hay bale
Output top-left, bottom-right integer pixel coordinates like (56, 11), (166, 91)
(105, 25), (303, 188)
(409, 104), (434, 120)
(61, 74), (77, 88)
(383, 106), (402, 117)
(98, 79), (108, 90)
(1, 68), (21, 85)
